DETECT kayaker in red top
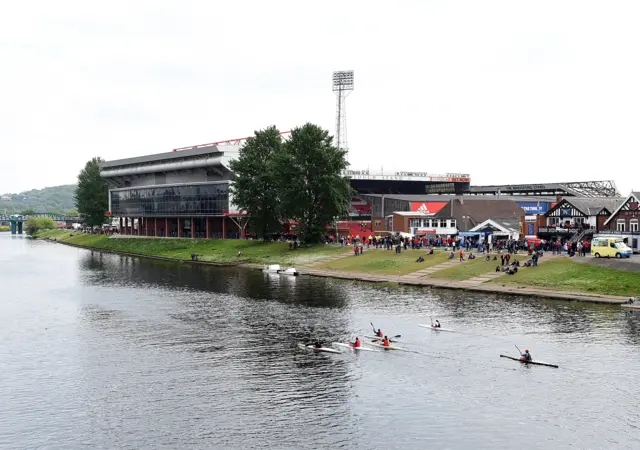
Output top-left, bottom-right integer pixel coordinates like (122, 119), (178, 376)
(352, 337), (361, 348)
(520, 349), (532, 361)
(381, 336), (390, 347)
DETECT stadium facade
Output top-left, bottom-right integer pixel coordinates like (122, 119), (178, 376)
(101, 143), (245, 238)
(100, 141), (473, 238)
(100, 136), (621, 241)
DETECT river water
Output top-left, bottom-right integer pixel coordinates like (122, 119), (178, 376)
(1, 233), (639, 450)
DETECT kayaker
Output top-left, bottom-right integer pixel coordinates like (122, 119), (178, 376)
(520, 349), (532, 361)
(313, 341), (323, 349)
(352, 337), (361, 348)
(374, 328), (383, 337)
(381, 336), (390, 347)
(434, 320), (441, 328)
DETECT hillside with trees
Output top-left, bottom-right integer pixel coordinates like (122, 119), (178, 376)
(0, 185), (78, 215)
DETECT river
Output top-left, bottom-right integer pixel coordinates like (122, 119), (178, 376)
(1, 233), (639, 449)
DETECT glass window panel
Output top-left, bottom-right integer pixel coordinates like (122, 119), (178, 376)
(110, 183), (230, 217)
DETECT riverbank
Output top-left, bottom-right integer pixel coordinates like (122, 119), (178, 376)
(36, 229), (636, 304)
(36, 229), (350, 265)
(0, 226), (9, 232)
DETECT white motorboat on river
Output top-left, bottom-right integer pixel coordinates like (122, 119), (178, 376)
(263, 264), (299, 276)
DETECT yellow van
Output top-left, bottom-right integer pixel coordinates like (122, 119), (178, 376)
(591, 236), (633, 258)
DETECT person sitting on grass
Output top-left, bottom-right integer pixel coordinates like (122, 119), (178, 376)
(448, 251), (455, 259)
(468, 253), (476, 260)
(416, 256), (425, 263)
(483, 255), (491, 262)
(428, 248), (434, 255)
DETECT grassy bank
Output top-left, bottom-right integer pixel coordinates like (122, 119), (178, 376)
(426, 253), (530, 281)
(489, 258), (640, 297)
(37, 229), (349, 265)
(0, 226), (9, 232)
(314, 248), (450, 276)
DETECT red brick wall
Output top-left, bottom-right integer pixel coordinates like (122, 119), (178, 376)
(596, 215), (609, 232)
(606, 211), (640, 231)
(392, 214), (410, 233)
(371, 217), (385, 232)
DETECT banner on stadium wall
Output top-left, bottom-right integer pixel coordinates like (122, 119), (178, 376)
(410, 202), (447, 214)
(516, 202), (549, 214)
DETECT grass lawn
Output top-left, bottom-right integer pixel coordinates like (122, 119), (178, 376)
(314, 248), (450, 276)
(427, 252), (528, 280)
(489, 258), (640, 297)
(0, 226), (9, 232)
(36, 229), (350, 265)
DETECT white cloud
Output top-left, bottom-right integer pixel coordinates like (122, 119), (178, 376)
(0, 0), (638, 194)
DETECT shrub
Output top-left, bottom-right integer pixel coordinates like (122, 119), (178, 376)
(25, 217), (56, 236)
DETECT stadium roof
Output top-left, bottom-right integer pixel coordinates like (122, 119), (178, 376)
(360, 193), (559, 202)
(101, 144), (240, 170)
(469, 180), (619, 197)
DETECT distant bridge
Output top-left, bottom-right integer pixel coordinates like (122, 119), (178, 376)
(0, 213), (83, 235)
(0, 213), (82, 222)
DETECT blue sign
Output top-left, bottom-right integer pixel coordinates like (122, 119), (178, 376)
(527, 223), (535, 235)
(517, 202), (549, 214)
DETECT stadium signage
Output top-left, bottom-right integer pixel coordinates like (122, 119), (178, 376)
(538, 227), (578, 234)
(344, 170), (470, 182)
(410, 202), (448, 214)
(516, 202), (550, 214)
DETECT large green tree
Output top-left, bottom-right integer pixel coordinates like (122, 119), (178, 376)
(275, 123), (353, 243)
(229, 126), (284, 238)
(75, 157), (109, 227)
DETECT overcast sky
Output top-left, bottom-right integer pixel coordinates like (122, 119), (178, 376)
(1, 1), (638, 195)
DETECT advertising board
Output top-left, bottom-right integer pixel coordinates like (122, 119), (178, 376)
(410, 202), (448, 214)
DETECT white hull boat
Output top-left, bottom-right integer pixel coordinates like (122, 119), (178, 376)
(332, 342), (376, 352)
(418, 324), (456, 332)
(298, 343), (341, 354)
(263, 264), (299, 276)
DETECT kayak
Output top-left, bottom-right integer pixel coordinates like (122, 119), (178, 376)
(298, 343), (341, 354)
(365, 335), (386, 340)
(500, 354), (558, 368)
(364, 342), (405, 351)
(332, 342), (376, 352)
(418, 324), (455, 332)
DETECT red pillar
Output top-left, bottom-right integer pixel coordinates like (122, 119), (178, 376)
(177, 218), (181, 238)
(206, 217), (210, 239)
(154, 218), (158, 237)
(191, 217), (195, 239)
(137, 218), (141, 236)
(119, 217), (123, 233)
(222, 216), (226, 239)
(165, 218), (168, 238)
(145, 218), (149, 236)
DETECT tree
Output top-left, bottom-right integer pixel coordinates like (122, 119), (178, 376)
(20, 209), (36, 215)
(274, 123), (353, 243)
(75, 157), (109, 227)
(230, 126), (284, 239)
(24, 217), (56, 236)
